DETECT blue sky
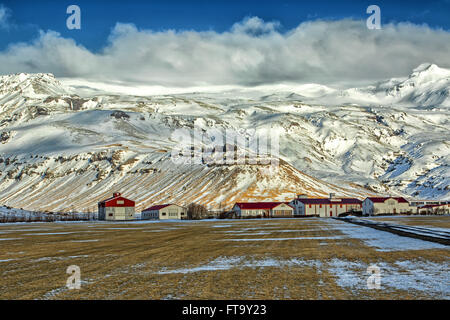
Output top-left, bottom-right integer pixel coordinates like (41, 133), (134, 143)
(2, 0), (450, 51)
(0, 1), (449, 87)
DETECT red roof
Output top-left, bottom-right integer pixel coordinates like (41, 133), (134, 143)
(142, 204), (174, 212)
(366, 197), (409, 203)
(297, 198), (362, 205)
(234, 202), (293, 210)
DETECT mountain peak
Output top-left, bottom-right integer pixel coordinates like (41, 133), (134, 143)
(1, 72), (56, 82)
(0, 72), (68, 97)
(413, 63), (439, 73)
(409, 63), (450, 82)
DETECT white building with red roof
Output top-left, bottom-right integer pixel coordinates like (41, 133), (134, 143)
(232, 202), (294, 218)
(417, 203), (450, 215)
(98, 192), (135, 221)
(291, 196), (362, 217)
(362, 197), (414, 216)
(141, 204), (186, 220)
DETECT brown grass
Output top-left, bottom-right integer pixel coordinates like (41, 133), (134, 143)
(0, 218), (448, 300)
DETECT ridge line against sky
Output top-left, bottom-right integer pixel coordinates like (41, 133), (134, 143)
(0, 1), (450, 88)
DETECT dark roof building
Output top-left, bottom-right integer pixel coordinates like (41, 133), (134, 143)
(365, 197), (409, 203)
(234, 202), (293, 210)
(141, 204), (186, 220)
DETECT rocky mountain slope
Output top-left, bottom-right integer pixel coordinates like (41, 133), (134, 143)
(0, 64), (448, 212)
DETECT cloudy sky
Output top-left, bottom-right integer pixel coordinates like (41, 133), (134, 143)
(0, 0), (450, 88)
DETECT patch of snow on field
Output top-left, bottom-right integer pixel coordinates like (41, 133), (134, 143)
(219, 236), (344, 241)
(42, 287), (68, 300)
(219, 231), (272, 235)
(32, 255), (90, 262)
(327, 219), (448, 251)
(386, 260), (450, 297)
(271, 229), (324, 233)
(328, 258), (366, 289)
(1, 228), (54, 232)
(100, 227), (145, 230)
(157, 256), (323, 274)
(24, 232), (75, 235)
(327, 258), (449, 298)
(157, 256), (244, 274)
(41, 279), (92, 300)
(219, 228), (323, 234)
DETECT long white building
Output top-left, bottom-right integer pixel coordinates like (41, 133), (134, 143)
(141, 204), (186, 220)
(232, 202), (294, 218)
(290, 196), (362, 217)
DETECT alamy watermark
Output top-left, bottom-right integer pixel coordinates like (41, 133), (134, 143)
(170, 127), (280, 168)
(366, 265), (381, 289)
(66, 265), (81, 290)
(66, 5), (81, 30)
(366, 5), (381, 30)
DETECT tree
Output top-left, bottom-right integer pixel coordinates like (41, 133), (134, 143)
(187, 203), (208, 220)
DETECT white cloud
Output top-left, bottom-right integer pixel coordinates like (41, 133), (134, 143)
(0, 17), (450, 87)
(0, 4), (11, 29)
(231, 16), (280, 35)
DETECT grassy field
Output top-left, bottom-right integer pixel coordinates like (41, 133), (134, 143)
(0, 217), (449, 300)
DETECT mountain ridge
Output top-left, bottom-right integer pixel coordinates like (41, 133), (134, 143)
(0, 64), (448, 212)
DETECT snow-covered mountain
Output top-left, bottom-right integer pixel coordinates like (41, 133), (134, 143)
(0, 64), (448, 212)
(342, 64), (449, 107)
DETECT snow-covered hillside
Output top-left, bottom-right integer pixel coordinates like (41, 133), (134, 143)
(0, 64), (448, 212)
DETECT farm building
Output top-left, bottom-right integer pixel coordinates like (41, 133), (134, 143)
(417, 203), (450, 215)
(362, 197), (414, 215)
(98, 192), (135, 221)
(290, 196), (362, 217)
(141, 204), (186, 220)
(409, 200), (449, 207)
(232, 202), (294, 218)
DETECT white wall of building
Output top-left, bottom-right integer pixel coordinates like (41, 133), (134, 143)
(142, 204), (186, 220)
(363, 198), (414, 215)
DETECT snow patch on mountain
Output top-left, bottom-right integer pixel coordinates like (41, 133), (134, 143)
(0, 64), (449, 211)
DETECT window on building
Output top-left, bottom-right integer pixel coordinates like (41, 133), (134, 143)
(108, 213), (113, 217)
(162, 212), (166, 216)
(117, 200), (124, 204)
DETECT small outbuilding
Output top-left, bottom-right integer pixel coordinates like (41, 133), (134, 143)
(98, 192), (135, 221)
(141, 204), (186, 220)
